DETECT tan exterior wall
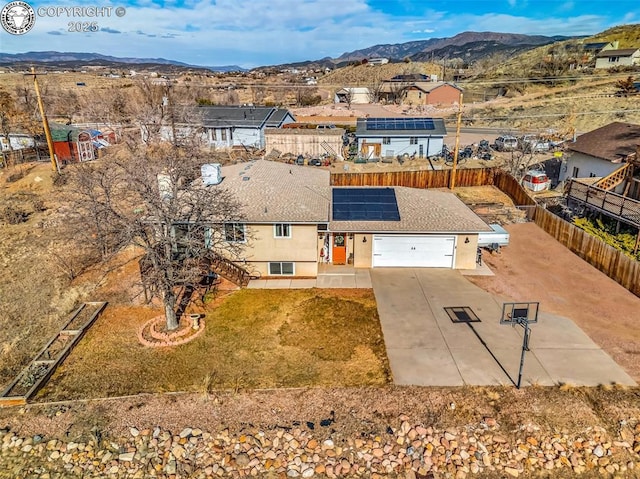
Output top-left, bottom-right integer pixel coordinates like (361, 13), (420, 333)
(248, 261), (318, 277)
(240, 224), (319, 277)
(403, 88), (426, 105)
(264, 130), (345, 158)
(427, 86), (462, 105)
(353, 233), (373, 268)
(454, 234), (478, 269)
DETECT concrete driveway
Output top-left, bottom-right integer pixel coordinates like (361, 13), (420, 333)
(371, 268), (636, 387)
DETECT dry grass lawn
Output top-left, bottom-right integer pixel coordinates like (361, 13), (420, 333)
(36, 289), (390, 401)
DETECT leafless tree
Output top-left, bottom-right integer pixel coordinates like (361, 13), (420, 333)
(501, 147), (543, 181)
(62, 140), (247, 330)
(367, 81), (383, 104)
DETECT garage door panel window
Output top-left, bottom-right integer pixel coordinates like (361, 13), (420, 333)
(269, 262), (295, 275)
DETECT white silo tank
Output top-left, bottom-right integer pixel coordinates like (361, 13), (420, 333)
(201, 163), (222, 186)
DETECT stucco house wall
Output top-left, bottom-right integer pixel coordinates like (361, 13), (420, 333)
(238, 223), (320, 277)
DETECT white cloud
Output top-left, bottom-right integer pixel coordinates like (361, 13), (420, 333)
(0, 0), (631, 67)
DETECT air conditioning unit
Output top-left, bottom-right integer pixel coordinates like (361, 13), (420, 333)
(201, 163), (222, 186)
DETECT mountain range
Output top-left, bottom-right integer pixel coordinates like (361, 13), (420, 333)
(0, 51), (245, 72)
(0, 32), (577, 72)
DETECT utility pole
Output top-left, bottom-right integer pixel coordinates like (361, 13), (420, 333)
(29, 67), (58, 172)
(449, 92), (464, 190)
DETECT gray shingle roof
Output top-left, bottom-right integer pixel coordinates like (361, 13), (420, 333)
(567, 122), (640, 162)
(194, 106), (294, 128)
(596, 49), (639, 58)
(202, 160), (489, 233)
(329, 187), (491, 233)
(211, 160), (331, 222)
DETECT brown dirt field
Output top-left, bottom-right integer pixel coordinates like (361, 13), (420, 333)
(468, 222), (640, 382)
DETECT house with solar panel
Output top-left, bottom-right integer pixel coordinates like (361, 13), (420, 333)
(168, 105), (296, 149)
(356, 118), (447, 161)
(196, 159), (490, 279)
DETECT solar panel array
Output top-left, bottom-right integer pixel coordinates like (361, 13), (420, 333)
(332, 188), (400, 221)
(365, 118), (435, 131)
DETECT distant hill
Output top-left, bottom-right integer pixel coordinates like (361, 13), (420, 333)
(335, 32), (573, 62)
(257, 31), (575, 72)
(0, 51), (246, 72)
(585, 23), (640, 48)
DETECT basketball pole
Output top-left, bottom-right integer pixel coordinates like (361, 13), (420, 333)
(516, 319), (530, 389)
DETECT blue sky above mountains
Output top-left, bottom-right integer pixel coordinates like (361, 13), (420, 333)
(1, 0), (637, 68)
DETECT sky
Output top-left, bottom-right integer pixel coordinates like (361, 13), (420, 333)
(0, 0), (637, 68)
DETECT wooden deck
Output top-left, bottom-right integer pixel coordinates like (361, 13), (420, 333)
(566, 180), (640, 228)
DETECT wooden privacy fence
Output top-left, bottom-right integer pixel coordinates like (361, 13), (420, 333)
(534, 207), (640, 298)
(331, 167), (640, 298)
(331, 168), (537, 206)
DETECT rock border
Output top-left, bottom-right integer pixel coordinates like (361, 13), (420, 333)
(137, 315), (205, 348)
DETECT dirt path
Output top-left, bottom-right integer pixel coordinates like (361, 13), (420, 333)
(468, 222), (640, 382)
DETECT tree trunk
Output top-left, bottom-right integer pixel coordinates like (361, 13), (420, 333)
(163, 290), (179, 330)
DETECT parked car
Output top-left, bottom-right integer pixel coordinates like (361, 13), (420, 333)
(522, 170), (551, 192)
(295, 155), (305, 165)
(316, 124), (336, 130)
(494, 135), (519, 151)
(308, 158), (322, 166)
(519, 135), (550, 153)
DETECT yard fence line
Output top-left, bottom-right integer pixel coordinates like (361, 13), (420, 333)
(330, 168), (537, 205)
(330, 167), (640, 299)
(533, 206), (640, 298)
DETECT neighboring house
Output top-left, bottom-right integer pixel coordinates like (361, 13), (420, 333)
(264, 127), (345, 159)
(174, 106), (296, 150)
(560, 122), (640, 190)
(379, 81), (462, 106)
(356, 117), (447, 160)
(334, 87), (371, 104)
(595, 48), (640, 69)
(198, 159), (490, 277)
(367, 58), (389, 65)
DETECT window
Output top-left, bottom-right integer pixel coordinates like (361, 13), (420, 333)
(220, 129), (227, 141)
(409, 137), (418, 145)
(269, 262), (294, 275)
(609, 57), (619, 63)
(382, 137), (390, 145)
(274, 223), (291, 238)
(224, 223), (245, 242)
(572, 166), (580, 178)
(210, 129), (217, 141)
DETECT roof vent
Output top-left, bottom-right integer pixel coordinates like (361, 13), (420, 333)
(201, 163), (222, 186)
(242, 176), (250, 181)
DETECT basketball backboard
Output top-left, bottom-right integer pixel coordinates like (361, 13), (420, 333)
(500, 302), (539, 325)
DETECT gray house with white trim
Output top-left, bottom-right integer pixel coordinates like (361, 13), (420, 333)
(167, 106), (296, 149)
(356, 117), (447, 160)
(199, 106), (295, 149)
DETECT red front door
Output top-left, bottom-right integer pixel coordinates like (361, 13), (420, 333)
(332, 233), (346, 265)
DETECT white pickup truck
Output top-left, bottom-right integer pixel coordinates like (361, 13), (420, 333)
(478, 224), (510, 249)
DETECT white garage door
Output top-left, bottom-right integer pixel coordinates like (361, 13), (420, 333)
(372, 235), (455, 268)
